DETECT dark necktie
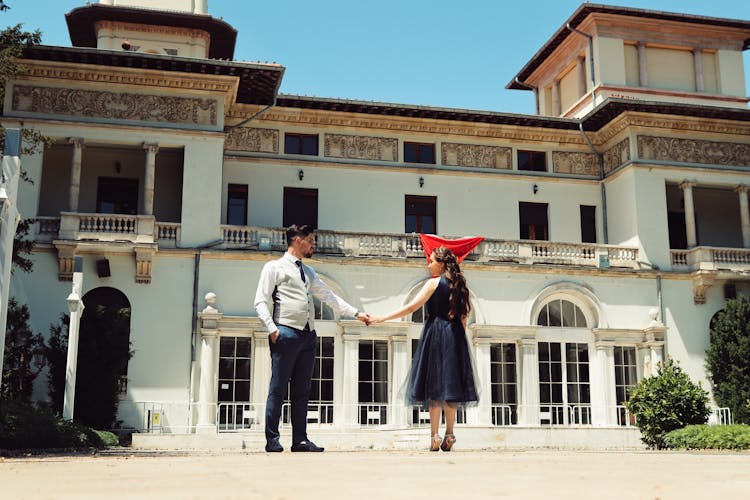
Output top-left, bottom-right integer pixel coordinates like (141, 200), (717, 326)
(295, 260), (306, 283)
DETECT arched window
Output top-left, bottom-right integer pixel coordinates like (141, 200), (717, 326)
(536, 299), (588, 328)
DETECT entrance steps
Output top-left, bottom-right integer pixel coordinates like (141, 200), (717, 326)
(132, 426), (644, 451)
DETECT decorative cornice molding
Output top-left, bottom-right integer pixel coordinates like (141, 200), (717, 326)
(12, 84), (218, 126)
(638, 135), (750, 167)
(258, 109), (587, 145)
(94, 20), (211, 42)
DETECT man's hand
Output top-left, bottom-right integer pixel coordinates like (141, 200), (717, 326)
(356, 312), (372, 326)
(270, 330), (280, 343)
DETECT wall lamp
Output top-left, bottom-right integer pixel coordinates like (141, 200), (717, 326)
(298, 169), (304, 181)
(533, 183), (539, 195)
(419, 176), (424, 188)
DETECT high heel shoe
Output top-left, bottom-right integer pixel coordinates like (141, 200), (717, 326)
(441, 434), (456, 452)
(430, 434), (442, 452)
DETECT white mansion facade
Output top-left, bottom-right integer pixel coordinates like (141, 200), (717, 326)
(6, 0), (750, 447)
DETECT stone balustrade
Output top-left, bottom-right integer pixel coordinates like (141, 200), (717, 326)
(671, 246), (750, 271)
(58, 212), (155, 244)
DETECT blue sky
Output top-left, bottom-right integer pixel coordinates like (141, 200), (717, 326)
(2, 0), (749, 114)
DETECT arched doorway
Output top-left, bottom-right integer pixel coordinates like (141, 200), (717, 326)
(75, 287), (132, 429)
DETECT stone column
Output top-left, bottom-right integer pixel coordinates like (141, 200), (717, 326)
(680, 180), (698, 248)
(252, 330), (271, 426)
(68, 138), (84, 212)
(390, 335), (409, 428)
(472, 340), (493, 426)
(736, 185), (750, 248)
(196, 330), (219, 432)
(637, 43), (648, 87)
(693, 48), (704, 92)
(142, 143), (158, 216)
(341, 333), (360, 427)
(518, 338), (540, 426)
(591, 342), (616, 426)
(551, 80), (561, 116)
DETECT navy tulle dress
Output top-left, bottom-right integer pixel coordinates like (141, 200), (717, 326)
(405, 276), (479, 406)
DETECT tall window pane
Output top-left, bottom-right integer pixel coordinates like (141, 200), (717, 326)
(227, 183), (248, 226)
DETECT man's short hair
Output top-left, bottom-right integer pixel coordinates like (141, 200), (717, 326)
(286, 224), (314, 246)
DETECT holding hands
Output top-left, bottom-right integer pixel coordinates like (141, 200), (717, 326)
(356, 312), (372, 326)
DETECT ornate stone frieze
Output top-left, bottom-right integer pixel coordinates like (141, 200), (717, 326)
(603, 138), (631, 174)
(12, 85), (218, 126)
(324, 134), (398, 161)
(638, 135), (750, 167)
(441, 143), (511, 169)
(225, 127), (279, 153)
(551, 151), (599, 176)
(94, 20), (211, 42)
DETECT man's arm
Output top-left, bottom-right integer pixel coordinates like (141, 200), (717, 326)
(309, 270), (368, 323)
(254, 261), (281, 335)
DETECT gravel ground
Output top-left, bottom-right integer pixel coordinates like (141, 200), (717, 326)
(1, 449), (749, 499)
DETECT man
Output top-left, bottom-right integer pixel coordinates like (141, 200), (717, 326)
(254, 224), (370, 452)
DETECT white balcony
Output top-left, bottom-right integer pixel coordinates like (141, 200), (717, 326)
(671, 246), (750, 272)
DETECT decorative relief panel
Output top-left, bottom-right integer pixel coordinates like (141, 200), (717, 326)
(12, 85), (217, 126)
(441, 143), (511, 169)
(603, 138), (630, 174)
(324, 134), (398, 161)
(638, 136), (750, 167)
(552, 151), (599, 176)
(225, 127), (279, 153)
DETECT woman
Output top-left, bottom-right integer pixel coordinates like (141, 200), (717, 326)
(371, 247), (478, 451)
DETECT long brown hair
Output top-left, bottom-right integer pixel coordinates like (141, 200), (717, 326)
(433, 247), (470, 321)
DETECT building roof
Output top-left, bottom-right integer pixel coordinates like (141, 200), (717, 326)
(276, 94), (750, 132)
(507, 3), (750, 90)
(65, 3), (238, 60)
(21, 45), (284, 106)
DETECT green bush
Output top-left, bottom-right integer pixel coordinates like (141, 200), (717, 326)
(664, 424), (750, 450)
(0, 400), (104, 450)
(625, 358), (711, 449)
(94, 430), (120, 447)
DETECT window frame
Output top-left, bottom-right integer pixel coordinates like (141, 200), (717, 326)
(519, 201), (549, 241)
(405, 195), (437, 234)
(283, 186), (319, 229)
(404, 142), (436, 164)
(284, 133), (319, 156)
(226, 183), (248, 226)
(517, 150), (547, 172)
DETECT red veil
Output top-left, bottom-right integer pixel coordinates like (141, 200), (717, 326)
(418, 234), (484, 263)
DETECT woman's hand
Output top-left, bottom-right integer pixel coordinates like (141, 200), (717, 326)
(369, 316), (385, 324)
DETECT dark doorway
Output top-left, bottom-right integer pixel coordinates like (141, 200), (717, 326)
(97, 177), (139, 215)
(667, 212), (688, 249)
(520, 202), (549, 240)
(405, 195), (437, 233)
(75, 287), (132, 429)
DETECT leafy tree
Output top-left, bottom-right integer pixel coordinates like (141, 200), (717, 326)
(625, 358), (710, 449)
(705, 298), (750, 424)
(44, 314), (69, 414)
(1, 299), (44, 400)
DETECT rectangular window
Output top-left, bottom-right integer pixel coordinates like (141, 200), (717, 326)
(580, 205), (597, 243)
(565, 343), (591, 425)
(96, 177), (139, 215)
(217, 336), (252, 403)
(538, 342), (590, 425)
(309, 337), (335, 424)
(614, 346), (637, 426)
(519, 202), (548, 240)
(490, 343), (517, 425)
(227, 183), (248, 226)
(517, 150), (547, 171)
(283, 187), (318, 229)
(358, 340), (389, 425)
(284, 133), (319, 156)
(405, 195), (437, 234)
(404, 142), (435, 164)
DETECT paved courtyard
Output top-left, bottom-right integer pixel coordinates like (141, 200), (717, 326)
(1, 449), (749, 499)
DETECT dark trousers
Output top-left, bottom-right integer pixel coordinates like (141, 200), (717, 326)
(265, 324), (317, 445)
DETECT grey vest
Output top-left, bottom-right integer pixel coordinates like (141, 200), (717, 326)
(272, 258), (314, 331)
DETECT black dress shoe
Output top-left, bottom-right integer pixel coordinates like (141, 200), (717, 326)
(265, 442), (283, 452)
(291, 440), (324, 452)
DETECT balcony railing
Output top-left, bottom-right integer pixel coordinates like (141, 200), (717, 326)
(56, 212), (156, 244)
(671, 246), (750, 272)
